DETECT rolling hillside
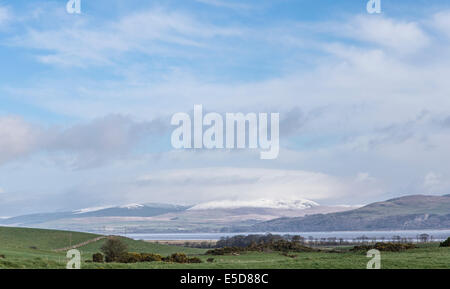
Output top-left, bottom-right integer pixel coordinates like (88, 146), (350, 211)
(0, 226), (203, 254)
(0, 226), (207, 269)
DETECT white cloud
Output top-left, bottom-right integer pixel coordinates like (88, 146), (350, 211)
(342, 15), (429, 54)
(356, 172), (376, 183)
(423, 172), (450, 194)
(11, 8), (242, 67)
(430, 11), (450, 38)
(424, 172), (441, 188)
(0, 6), (11, 27)
(134, 167), (381, 204)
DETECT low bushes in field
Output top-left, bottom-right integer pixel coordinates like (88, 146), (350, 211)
(117, 252), (142, 263)
(163, 252), (188, 263)
(94, 239), (201, 264)
(206, 240), (317, 255)
(265, 240), (317, 253)
(187, 257), (202, 263)
(94, 237), (208, 264)
(439, 237), (450, 247)
(112, 252), (200, 264)
(140, 253), (163, 262)
(162, 253), (202, 264)
(111, 252), (163, 263)
(281, 252), (297, 258)
(206, 246), (245, 255)
(351, 242), (415, 252)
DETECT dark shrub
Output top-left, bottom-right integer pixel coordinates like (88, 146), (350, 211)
(207, 258), (214, 263)
(351, 242), (415, 252)
(206, 241), (316, 255)
(117, 252), (142, 263)
(188, 257), (202, 263)
(440, 237), (450, 247)
(140, 253), (162, 262)
(100, 238), (128, 262)
(111, 252), (164, 263)
(206, 247), (244, 255)
(92, 253), (104, 263)
(163, 253), (201, 263)
(281, 252), (297, 258)
(164, 253), (189, 263)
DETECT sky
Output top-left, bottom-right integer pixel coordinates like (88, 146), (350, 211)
(1, 0), (450, 216)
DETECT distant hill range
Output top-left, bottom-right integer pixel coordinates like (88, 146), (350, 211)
(0, 199), (355, 233)
(232, 195), (450, 232)
(1, 195), (449, 233)
(0, 203), (188, 227)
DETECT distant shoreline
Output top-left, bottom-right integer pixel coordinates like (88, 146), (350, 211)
(145, 240), (217, 246)
(126, 229), (450, 242)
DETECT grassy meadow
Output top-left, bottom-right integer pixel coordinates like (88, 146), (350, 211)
(0, 226), (448, 269)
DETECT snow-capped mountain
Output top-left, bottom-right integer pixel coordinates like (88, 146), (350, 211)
(119, 203), (145, 209)
(189, 199), (319, 210)
(72, 206), (113, 214)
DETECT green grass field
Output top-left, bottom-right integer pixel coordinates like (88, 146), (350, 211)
(0, 226), (448, 269)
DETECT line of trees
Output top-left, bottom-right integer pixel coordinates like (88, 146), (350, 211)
(214, 233), (440, 248)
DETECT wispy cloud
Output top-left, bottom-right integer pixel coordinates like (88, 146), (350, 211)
(10, 8), (243, 67)
(194, 0), (253, 10)
(0, 5), (11, 27)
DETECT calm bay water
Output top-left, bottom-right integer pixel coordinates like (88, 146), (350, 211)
(124, 229), (450, 242)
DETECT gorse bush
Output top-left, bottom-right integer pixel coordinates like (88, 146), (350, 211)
(162, 253), (202, 263)
(163, 253), (189, 263)
(440, 237), (450, 247)
(351, 242), (415, 252)
(118, 252), (142, 263)
(140, 253), (163, 262)
(102, 251), (199, 264)
(187, 257), (202, 263)
(116, 252), (163, 263)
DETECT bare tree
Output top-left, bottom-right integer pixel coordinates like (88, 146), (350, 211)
(419, 234), (430, 243)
